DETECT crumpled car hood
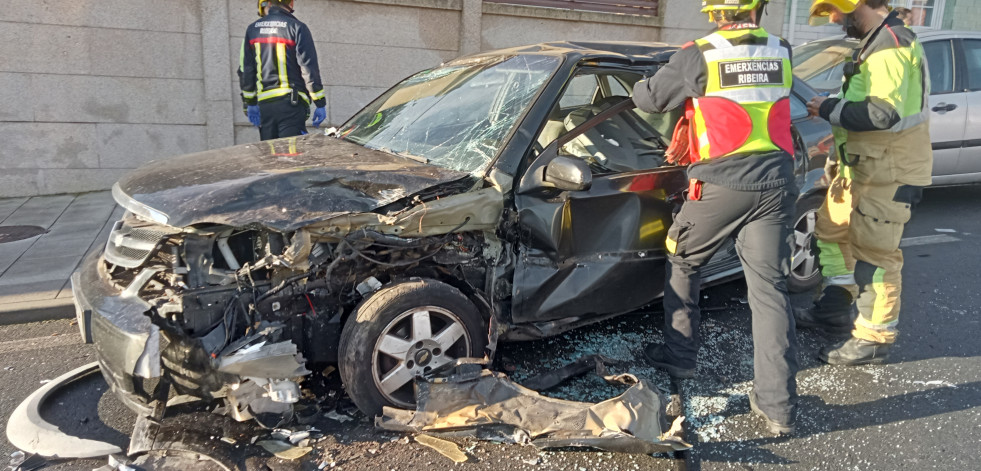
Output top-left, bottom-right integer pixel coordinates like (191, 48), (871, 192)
(114, 133), (471, 231)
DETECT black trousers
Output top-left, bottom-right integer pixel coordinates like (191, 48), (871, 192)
(662, 182), (800, 423)
(258, 97), (308, 141)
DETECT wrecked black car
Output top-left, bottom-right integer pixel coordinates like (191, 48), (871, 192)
(72, 41), (833, 423)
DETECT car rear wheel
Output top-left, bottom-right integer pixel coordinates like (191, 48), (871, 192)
(788, 193), (824, 293)
(338, 279), (487, 417)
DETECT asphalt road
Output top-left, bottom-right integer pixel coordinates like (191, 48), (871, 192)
(1, 185), (979, 470)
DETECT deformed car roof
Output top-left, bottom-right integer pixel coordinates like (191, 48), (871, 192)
(465, 41), (680, 65)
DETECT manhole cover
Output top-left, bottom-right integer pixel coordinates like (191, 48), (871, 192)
(0, 225), (47, 244)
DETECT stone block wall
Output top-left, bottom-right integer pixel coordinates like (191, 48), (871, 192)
(0, 0), (208, 196)
(1, 0), (788, 197)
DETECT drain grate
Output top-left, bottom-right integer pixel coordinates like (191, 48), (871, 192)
(0, 225), (47, 244)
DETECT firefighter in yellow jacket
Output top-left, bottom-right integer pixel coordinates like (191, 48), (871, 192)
(633, 0), (799, 435)
(797, 0), (932, 365)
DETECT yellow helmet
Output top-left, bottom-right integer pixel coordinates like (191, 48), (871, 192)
(700, 0), (763, 13)
(257, 0), (292, 17)
(808, 0), (861, 25)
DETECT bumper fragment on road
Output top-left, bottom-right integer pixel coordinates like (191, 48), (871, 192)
(5, 362), (124, 459)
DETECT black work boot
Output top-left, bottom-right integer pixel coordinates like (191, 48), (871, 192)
(749, 390), (795, 435)
(818, 337), (891, 366)
(642, 343), (695, 379)
(794, 285), (855, 334)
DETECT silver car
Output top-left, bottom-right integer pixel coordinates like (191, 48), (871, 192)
(793, 30), (981, 186)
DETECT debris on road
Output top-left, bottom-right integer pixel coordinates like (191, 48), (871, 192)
(257, 440), (313, 460)
(377, 366), (691, 454)
(604, 373), (639, 386)
(520, 354), (616, 390)
(324, 410), (353, 423)
(414, 434), (469, 463)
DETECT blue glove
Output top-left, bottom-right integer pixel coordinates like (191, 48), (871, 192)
(247, 105), (261, 128)
(311, 107), (327, 128)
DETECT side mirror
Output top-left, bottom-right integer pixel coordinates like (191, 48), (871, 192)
(545, 156), (592, 191)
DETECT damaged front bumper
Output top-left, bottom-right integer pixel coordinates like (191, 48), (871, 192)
(72, 250), (162, 416)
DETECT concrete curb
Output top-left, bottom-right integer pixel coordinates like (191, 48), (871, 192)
(0, 298), (75, 326)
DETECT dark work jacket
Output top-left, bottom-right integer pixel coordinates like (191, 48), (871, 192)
(239, 6), (327, 109)
(633, 23), (796, 191)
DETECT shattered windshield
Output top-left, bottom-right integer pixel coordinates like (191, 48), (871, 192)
(338, 55), (561, 174)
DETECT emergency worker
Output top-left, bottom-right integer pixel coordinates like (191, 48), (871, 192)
(632, 0), (799, 435)
(240, 0), (327, 140)
(796, 0), (932, 365)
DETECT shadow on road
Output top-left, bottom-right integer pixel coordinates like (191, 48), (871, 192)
(689, 380), (981, 467)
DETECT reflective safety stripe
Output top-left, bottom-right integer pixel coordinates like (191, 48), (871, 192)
(257, 87), (310, 103)
(242, 90), (257, 99)
(891, 107), (928, 132)
(254, 43), (264, 93)
(311, 89), (325, 101)
(276, 42), (289, 88)
(665, 236), (678, 255)
(855, 313), (898, 330)
(703, 44), (791, 64)
(698, 131), (710, 149)
(239, 40), (246, 73)
(824, 273), (856, 286)
(702, 32), (732, 50)
(708, 87), (789, 103)
(817, 239), (851, 278)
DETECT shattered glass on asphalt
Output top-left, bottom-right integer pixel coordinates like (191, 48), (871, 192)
(338, 55), (561, 174)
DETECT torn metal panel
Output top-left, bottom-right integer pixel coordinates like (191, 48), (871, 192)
(112, 134), (472, 231)
(217, 341), (310, 379)
(306, 187), (505, 239)
(377, 370), (691, 454)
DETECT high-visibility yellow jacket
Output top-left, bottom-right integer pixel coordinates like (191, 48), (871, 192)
(817, 11), (932, 186)
(691, 28), (794, 161)
(239, 5), (327, 109)
(633, 23), (796, 191)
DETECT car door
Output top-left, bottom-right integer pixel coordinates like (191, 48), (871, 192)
(511, 68), (689, 325)
(955, 37), (981, 178)
(923, 38), (967, 179)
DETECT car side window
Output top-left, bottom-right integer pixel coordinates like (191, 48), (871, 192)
(537, 70), (667, 174)
(962, 39), (981, 91)
(560, 74), (600, 108)
(923, 40), (955, 94)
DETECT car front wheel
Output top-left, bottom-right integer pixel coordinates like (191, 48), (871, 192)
(788, 193), (825, 293)
(338, 279), (487, 417)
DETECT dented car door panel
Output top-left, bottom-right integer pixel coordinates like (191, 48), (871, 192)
(512, 167), (687, 324)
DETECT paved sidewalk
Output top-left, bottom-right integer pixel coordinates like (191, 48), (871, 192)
(0, 192), (122, 325)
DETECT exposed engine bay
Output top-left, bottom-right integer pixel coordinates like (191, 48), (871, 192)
(102, 208), (501, 425)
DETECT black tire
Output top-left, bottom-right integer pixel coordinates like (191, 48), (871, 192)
(788, 192), (825, 293)
(338, 279), (487, 417)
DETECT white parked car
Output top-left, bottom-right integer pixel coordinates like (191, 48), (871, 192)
(793, 30), (981, 186)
